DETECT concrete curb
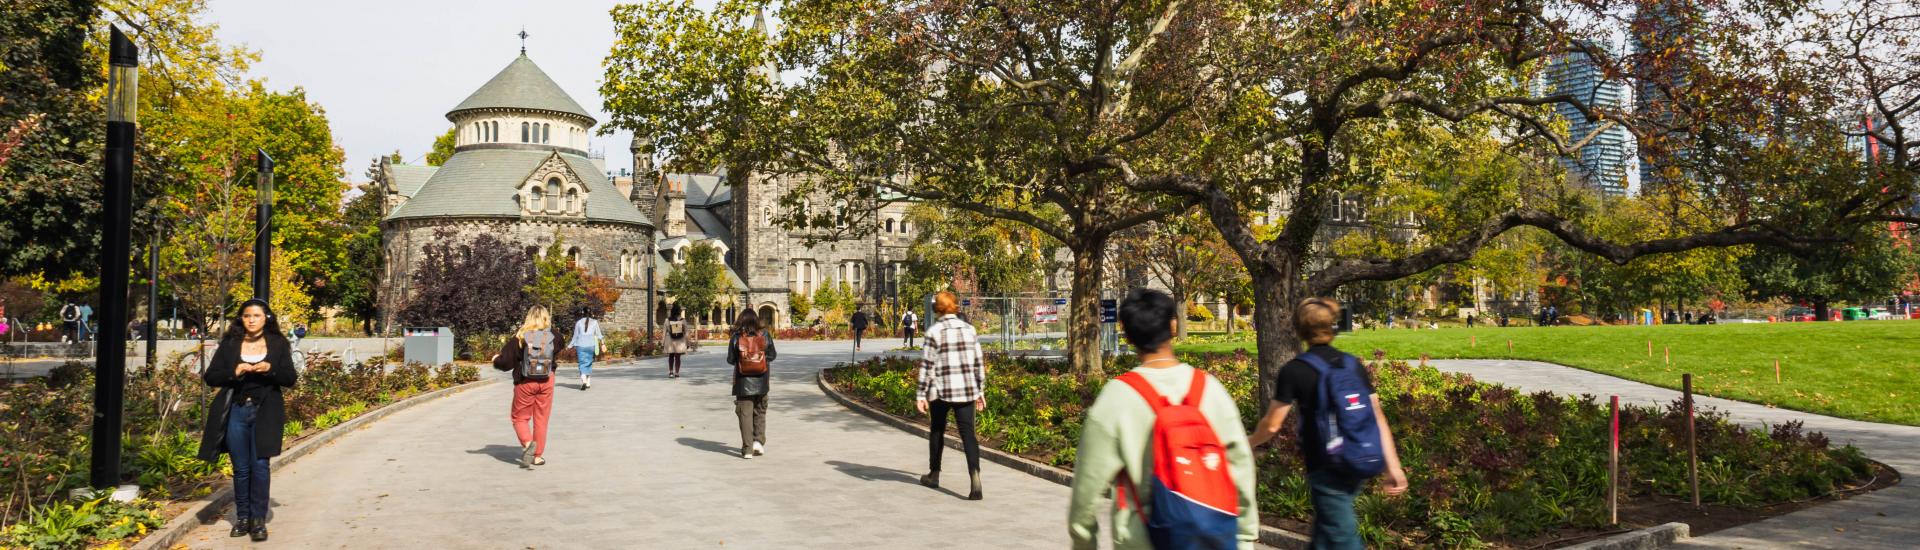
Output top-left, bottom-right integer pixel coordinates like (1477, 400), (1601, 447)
(817, 368), (1310, 549)
(1558, 523), (1690, 550)
(131, 377), (499, 550)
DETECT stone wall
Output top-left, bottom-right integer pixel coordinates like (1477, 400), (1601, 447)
(381, 216), (656, 332)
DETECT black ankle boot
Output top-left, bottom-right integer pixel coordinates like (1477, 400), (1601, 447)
(968, 470), (983, 500)
(249, 520), (269, 541)
(919, 471), (939, 489)
(229, 518), (250, 538)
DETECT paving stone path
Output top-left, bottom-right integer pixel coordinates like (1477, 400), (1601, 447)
(1428, 359), (1918, 549)
(180, 340), (1107, 549)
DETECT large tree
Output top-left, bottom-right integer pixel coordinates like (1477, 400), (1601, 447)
(664, 243), (729, 326)
(333, 186), (384, 335)
(1741, 231), (1918, 321)
(396, 231), (532, 336)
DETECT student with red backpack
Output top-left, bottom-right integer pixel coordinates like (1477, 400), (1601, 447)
(1068, 289), (1257, 549)
(726, 309), (777, 459)
(492, 305), (562, 469)
(1249, 298), (1408, 550)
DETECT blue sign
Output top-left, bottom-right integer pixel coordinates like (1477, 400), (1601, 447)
(961, 299), (971, 307)
(1053, 298), (1068, 306)
(1100, 299), (1118, 323)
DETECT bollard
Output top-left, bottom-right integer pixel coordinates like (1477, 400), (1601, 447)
(1684, 374), (1699, 508)
(1609, 395), (1620, 525)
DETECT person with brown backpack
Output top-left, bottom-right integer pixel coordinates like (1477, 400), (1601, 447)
(492, 305), (561, 468)
(663, 306), (690, 378)
(726, 309), (777, 459)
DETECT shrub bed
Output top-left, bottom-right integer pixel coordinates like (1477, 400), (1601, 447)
(0, 352), (479, 548)
(824, 352), (1878, 548)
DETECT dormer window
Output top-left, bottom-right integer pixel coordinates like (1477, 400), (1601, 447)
(545, 178), (560, 211)
(530, 186), (544, 208)
(566, 188), (578, 211)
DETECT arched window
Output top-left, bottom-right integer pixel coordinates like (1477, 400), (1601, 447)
(545, 178), (560, 211)
(885, 218), (895, 233)
(521, 122), (530, 143)
(529, 186), (543, 212)
(542, 123), (551, 144)
(565, 188), (578, 212)
(490, 121), (498, 142)
(567, 246), (581, 265)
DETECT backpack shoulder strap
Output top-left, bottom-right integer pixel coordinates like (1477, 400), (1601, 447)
(1294, 350), (1335, 374)
(1114, 372), (1170, 411)
(1182, 368), (1207, 408)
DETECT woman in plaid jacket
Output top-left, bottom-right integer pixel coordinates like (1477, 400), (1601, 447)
(916, 291), (987, 500)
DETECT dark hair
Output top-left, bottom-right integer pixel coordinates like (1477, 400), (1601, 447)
(221, 299), (284, 343)
(669, 305), (683, 321)
(733, 308), (761, 337)
(1119, 288), (1177, 353)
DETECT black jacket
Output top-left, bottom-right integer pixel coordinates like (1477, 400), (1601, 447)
(726, 330), (777, 397)
(198, 335), (299, 462)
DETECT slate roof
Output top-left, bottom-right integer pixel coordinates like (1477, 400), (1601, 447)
(389, 164), (439, 198)
(383, 149), (652, 226)
(448, 54), (595, 123)
(685, 207), (735, 246)
(667, 173), (729, 207)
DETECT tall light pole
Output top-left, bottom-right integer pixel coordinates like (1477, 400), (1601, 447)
(92, 25), (138, 491)
(146, 212), (158, 367)
(253, 150), (274, 301)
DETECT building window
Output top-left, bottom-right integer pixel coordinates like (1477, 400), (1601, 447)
(529, 187), (543, 212)
(885, 218), (895, 233)
(546, 178), (560, 211)
(567, 246), (581, 266)
(490, 121), (498, 142)
(542, 123), (551, 144)
(566, 188), (578, 212)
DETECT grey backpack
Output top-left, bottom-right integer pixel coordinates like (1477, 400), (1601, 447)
(520, 330), (556, 379)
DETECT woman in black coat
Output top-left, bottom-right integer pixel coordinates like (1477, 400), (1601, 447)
(198, 299), (299, 542)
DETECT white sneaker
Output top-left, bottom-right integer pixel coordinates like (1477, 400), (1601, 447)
(742, 447), (755, 460)
(752, 442), (765, 456)
(583, 375), (591, 389)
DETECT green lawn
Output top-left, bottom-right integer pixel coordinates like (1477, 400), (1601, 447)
(1176, 320), (1920, 426)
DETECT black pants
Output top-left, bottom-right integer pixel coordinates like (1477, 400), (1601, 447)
(903, 327), (916, 345)
(853, 328), (865, 348)
(928, 400), (981, 473)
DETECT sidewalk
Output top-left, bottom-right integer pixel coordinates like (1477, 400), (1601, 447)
(1428, 359), (1918, 549)
(177, 340), (1106, 549)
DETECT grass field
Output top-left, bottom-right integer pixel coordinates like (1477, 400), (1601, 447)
(1176, 320), (1920, 426)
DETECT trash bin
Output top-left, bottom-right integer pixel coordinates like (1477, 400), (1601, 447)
(403, 326), (455, 366)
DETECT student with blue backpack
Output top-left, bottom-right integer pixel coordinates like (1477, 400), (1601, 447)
(1249, 297), (1409, 550)
(1068, 289), (1257, 549)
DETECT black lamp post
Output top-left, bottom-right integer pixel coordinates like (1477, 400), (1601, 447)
(92, 25), (138, 491)
(646, 240), (656, 339)
(253, 149), (274, 301)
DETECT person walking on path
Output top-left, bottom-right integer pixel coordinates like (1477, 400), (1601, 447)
(492, 305), (561, 468)
(1067, 289), (1257, 549)
(571, 313), (604, 390)
(198, 299), (299, 542)
(664, 307), (690, 378)
(916, 291), (987, 500)
(1248, 297), (1409, 550)
(726, 309), (777, 459)
(900, 309), (918, 346)
(851, 308), (870, 352)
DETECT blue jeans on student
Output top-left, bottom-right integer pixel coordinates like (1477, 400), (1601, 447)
(1307, 469), (1366, 550)
(226, 402), (272, 523)
(577, 348), (595, 377)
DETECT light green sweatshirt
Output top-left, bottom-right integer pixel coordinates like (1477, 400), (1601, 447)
(1067, 363), (1259, 550)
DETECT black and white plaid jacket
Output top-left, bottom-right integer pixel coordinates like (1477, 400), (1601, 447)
(918, 314), (986, 403)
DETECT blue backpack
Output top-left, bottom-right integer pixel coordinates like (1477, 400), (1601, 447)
(1294, 352), (1387, 477)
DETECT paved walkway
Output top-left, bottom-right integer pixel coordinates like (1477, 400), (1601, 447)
(1428, 359), (1918, 549)
(179, 340), (1108, 549)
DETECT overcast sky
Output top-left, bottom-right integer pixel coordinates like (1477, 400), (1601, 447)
(207, 0), (643, 184)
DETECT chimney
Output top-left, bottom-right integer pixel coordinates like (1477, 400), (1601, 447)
(630, 134), (659, 225)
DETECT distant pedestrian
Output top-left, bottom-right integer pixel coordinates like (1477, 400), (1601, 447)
(1684, 310), (1694, 325)
(492, 305), (560, 468)
(292, 323), (307, 341)
(851, 308), (869, 352)
(664, 307), (689, 378)
(198, 299), (298, 542)
(1466, 313), (1474, 328)
(1068, 289), (1256, 549)
(571, 312), (604, 390)
(917, 291), (987, 500)
(900, 309), (919, 346)
(727, 309), (777, 459)
(1249, 298), (1408, 549)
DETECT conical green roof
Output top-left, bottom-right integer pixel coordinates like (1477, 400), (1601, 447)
(447, 54), (595, 123)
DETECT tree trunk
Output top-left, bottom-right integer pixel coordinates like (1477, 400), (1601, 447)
(1225, 302), (1235, 336)
(1175, 293), (1190, 338)
(1247, 262), (1304, 404)
(1067, 235), (1109, 381)
(1812, 298), (1830, 322)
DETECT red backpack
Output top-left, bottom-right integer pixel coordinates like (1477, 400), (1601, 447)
(1114, 368), (1241, 549)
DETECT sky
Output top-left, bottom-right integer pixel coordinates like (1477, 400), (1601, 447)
(206, 0), (643, 184)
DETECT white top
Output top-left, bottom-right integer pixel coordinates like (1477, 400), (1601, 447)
(240, 353), (267, 363)
(570, 317), (602, 348)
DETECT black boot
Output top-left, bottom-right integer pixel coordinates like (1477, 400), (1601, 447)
(249, 520), (269, 542)
(919, 471), (939, 489)
(229, 518), (250, 538)
(968, 470), (983, 500)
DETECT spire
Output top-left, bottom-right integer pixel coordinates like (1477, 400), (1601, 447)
(518, 27), (529, 55)
(752, 8), (777, 84)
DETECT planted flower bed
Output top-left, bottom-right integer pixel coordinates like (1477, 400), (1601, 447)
(824, 352), (1883, 548)
(0, 352), (479, 549)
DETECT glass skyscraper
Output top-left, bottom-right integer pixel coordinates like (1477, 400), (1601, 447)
(1539, 41), (1633, 197)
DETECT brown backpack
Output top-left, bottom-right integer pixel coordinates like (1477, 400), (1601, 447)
(737, 333), (769, 375)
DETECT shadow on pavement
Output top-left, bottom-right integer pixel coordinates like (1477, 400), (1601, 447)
(676, 437), (745, 458)
(466, 444), (526, 465)
(824, 460), (962, 498)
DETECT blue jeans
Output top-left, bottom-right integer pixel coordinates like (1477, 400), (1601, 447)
(577, 348), (595, 377)
(1307, 469), (1366, 550)
(226, 402), (272, 522)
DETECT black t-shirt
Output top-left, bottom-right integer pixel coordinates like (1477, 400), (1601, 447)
(1272, 344), (1376, 472)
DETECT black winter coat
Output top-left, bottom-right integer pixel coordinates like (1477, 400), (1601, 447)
(197, 335), (299, 462)
(726, 330), (777, 397)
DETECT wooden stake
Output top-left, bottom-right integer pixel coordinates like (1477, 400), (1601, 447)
(1507, 339), (1513, 354)
(1609, 395), (1620, 525)
(1775, 359), (1781, 383)
(1684, 374), (1699, 508)
(1470, 335), (1476, 348)
(1665, 346), (1670, 366)
(1647, 340), (1653, 356)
